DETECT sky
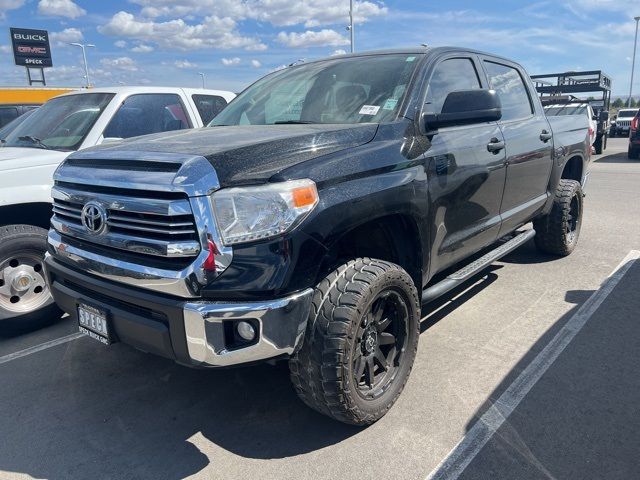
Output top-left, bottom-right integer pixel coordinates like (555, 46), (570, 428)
(1, 0), (639, 96)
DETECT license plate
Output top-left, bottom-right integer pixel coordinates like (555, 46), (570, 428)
(78, 303), (111, 345)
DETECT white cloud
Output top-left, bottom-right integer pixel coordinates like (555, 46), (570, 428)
(131, 43), (154, 53)
(277, 29), (349, 48)
(0, 0), (25, 19)
(174, 59), (197, 68)
(330, 48), (347, 56)
(0, 45), (12, 53)
(251, 59), (261, 68)
(98, 11), (266, 51)
(129, 0), (386, 28)
(49, 28), (84, 46)
(114, 40), (127, 48)
(37, 0), (86, 19)
(222, 57), (241, 66)
(100, 56), (138, 72)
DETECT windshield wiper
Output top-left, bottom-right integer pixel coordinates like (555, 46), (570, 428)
(18, 135), (50, 149)
(273, 120), (316, 124)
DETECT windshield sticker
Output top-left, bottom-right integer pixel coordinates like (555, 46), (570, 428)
(359, 105), (380, 115)
(383, 98), (398, 110)
(406, 56), (416, 62)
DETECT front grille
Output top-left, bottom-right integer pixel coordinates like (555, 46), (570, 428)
(51, 183), (201, 259)
(618, 120), (631, 127)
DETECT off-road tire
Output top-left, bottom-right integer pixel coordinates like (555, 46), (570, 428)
(533, 180), (583, 256)
(628, 145), (639, 160)
(289, 258), (420, 425)
(0, 225), (61, 328)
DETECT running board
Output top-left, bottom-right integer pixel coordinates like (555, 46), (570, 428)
(421, 229), (536, 304)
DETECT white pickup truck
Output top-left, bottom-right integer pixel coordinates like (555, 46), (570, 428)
(0, 86), (235, 326)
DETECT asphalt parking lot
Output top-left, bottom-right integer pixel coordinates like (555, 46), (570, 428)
(1, 137), (639, 480)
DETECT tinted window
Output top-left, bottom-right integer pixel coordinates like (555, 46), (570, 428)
(0, 107), (19, 128)
(618, 110), (638, 118)
(211, 54), (421, 126)
(425, 58), (481, 114)
(484, 61), (533, 121)
(193, 95), (227, 124)
(104, 94), (191, 139)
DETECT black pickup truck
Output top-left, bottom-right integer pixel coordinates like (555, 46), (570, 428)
(44, 47), (590, 425)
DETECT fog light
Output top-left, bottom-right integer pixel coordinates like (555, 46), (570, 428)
(237, 321), (256, 341)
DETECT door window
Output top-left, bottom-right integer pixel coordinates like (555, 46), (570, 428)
(104, 94), (191, 139)
(483, 62), (533, 121)
(425, 58), (481, 114)
(193, 94), (228, 125)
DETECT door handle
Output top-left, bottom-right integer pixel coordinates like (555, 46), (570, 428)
(487, 137), (505, 154)
(540, 130), (552, 142)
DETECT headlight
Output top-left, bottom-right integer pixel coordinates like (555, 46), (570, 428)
(211, 179), (319, 246)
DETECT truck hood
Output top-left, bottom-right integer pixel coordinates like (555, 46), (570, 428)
(0, 147), (68, 171)
(79, 124), (378, 186)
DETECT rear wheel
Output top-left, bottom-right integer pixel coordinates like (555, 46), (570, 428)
(0, 225), (61, 328)
(289, 258), (420, 425)
(533, 180), (583, 256)
(629, 145), (639, 160)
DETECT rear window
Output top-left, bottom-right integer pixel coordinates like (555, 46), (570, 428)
(192, 95), (228, 124)
(544, 105), (588, 116)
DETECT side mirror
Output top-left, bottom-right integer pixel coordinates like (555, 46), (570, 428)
(423, 89), (502, 132)
(599, 111), (609, 121)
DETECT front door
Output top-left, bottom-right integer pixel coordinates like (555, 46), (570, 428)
(423, 56), (507, 274)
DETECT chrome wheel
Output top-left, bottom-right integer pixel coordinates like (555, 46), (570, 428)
(0, 253), (50, 314)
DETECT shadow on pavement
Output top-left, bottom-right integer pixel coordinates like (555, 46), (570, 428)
(0, 259), (510, 479)
(593, 150), (631, 163)
(456, 258), (640, 479)
(0, 339), (363, 479)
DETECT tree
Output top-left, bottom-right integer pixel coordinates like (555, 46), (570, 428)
(612, 98), (624, 109)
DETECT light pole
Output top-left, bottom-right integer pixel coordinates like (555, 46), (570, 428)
(69, 42), (95, 88)
(348, 0), (354, 53)
(628, 16), (640, 107)
(199, 72), (206, 89)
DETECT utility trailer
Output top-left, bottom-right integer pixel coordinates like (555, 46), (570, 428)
(532, 70), (611, 154)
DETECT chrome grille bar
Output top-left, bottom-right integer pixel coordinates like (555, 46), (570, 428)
(51, 185), (200, 258)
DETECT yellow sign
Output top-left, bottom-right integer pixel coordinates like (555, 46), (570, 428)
(0, 87), (76, 105)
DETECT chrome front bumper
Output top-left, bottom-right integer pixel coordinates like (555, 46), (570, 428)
(183, 289), (313, 367)
(45, 253), (312, 368)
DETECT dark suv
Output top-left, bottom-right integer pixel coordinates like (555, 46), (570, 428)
(0, 104), (39, 129)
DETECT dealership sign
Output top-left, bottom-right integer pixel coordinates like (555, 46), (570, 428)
(10, 27), (53, 67)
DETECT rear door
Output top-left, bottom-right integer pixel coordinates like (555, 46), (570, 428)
(481, 58), (553, 235)
(422, 55), (507, 273)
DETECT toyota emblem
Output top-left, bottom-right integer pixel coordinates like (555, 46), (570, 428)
(81, 201), (108, 235)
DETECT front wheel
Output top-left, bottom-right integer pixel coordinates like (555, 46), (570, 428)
(533, 179), (583, 256)
(629, 145), (639, 160)
(289, 258), (420, 425)
(0, 225), (61, 328)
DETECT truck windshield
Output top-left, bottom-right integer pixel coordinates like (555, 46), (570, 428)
(2, 93), (114, 151)
(617, 110), (638, 118)
(210, 54), (422, 126)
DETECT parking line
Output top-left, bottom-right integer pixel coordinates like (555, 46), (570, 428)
(0, 332), (84, 366)
(426, 250), (640, 480)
